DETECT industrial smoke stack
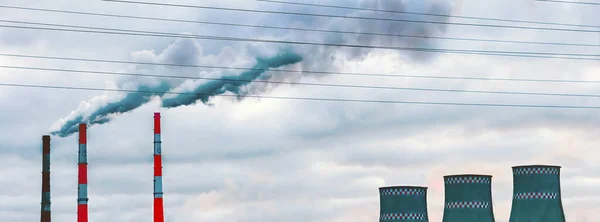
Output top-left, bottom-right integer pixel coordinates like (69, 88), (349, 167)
(41, 135), (51, 222)
(379, 186), (429, 221)
(441, 175), (495, 222)
(509, 165), (566, 222)
(153, 112), (164, 222)
(77, 124), (88, 222)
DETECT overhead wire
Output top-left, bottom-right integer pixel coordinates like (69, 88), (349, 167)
(256, 0), (600, 29)
(0, 21), (598, 60)
(3, 64), (600, 98)
(0, 2), (596, 109)
(0, 5), (597, 47)
(98, 0), (600, 33)
(2, 82), (600, 109)
(0, 3), (596, 88)
(535, 0), (600, 6)
(1, 52), (600, 83)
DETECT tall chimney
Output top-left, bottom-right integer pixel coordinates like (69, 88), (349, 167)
(379, 186), (429, 221)
(41, 135), (51, 222)
(153, 112), (164, 222)
(77, 124), (88, 222)
(508, 165), (566, 222)
(442, 174), (495, 222)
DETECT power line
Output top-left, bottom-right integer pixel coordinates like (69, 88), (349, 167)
(0, 6), (597, 48)
(2, 82), (600, 109)
(536, 0), (600, 5)
(2, 53), (600, 83)
(99, 0), (600, 33)
(7, 19), (600, 58)
(1, 22), (599, 60)
(4, 64), (600, 98)
(257, 0), (600, 29)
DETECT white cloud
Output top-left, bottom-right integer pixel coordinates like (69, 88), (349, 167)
(0, 0), (599, 221)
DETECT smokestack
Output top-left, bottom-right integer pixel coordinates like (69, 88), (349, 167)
(77, 124), (88, 222)
(509, 165), (566, 222)
(442, 175), (495, 222)
(41, 135), (51, 222)
(153, 112), (164, 222)
(379, 186), (429, 221)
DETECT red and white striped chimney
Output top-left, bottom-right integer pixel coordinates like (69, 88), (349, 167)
(154, 113), (164, 222)
(77, 124), (88, 222)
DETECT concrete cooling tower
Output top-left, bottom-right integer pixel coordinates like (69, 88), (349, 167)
(508, 165), (566, 222)
(442, 175), (495, 222)
(379, 186), (429, 221)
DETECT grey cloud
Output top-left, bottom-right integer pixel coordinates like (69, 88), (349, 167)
(0, 28), (40, 47)
(2, 0), (600, 221)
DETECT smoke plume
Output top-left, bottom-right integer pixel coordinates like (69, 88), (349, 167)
(293, 0), (452, 73)
(50, 48), (302, 137)
(161, 51), (303, 108)
(50, 0), (451, 137)
(51, 82), (171, 137)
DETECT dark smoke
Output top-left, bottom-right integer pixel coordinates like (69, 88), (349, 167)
(356, 0), (451, 61)
(161, 51), (303, 108)
(296, 0), (453, 74)
(51, 0), (451, 137)
(52, 82), (171, 137)
(52, 51), (302, 137)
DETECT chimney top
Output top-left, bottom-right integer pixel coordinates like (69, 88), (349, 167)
(512, 165), (561, 169)
(379, 186), (428, 190)
(444, 174), (492, 178)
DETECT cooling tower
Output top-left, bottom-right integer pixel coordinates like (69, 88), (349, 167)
(508, 165), (566, 222)
(41, 135), (51, 222)
(442, 175), (495, 222)
(153, 113), (164, 222)
(379, 186), (429, 221)
(77, 124), (88, 222)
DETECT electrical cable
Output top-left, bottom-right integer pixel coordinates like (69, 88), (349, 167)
(1, 52), (599, 83)
(0, 5), (597, 47)
(98, 0), (600, 33)
(3, 64), (600, 98)
(2, 82), (600, 109)
(0, 22), (598, 60)
(256, 0), (600, 29)
(536, 0), (600, 6)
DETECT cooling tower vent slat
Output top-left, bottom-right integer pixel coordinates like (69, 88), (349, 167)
(445, 201), (491, 209)
(445, 176), (491, 184)
(380, 213), (426, 220)
(514, 192), (559, 200)
(513, 167), (559, 175)
(380, 188), (427, 196)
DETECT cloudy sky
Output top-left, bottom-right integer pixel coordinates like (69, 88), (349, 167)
(1, 0), (599, 221)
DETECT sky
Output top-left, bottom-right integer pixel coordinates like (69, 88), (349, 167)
(0, 0), (599, 221)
